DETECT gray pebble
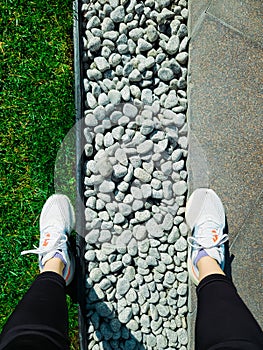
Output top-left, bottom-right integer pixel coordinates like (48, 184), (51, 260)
(135, 210), (151, 222)
(158, 67), (174, 81)
(101, 17), (115, 32)
(119, 307), (133, 324)
(157, 304), (170, 317)
(146, 218), (163, 238)
(134, 168), (151, 183)
(138, 38), (153, 51)
(99, 230), (111, 242)
(129, 69), (142, 82)
(99, 180), (115, 193)
(174, 236), (187, 251)
(173, 180), (187, 195)
(177, 328), (188, 345)
(94, 57), (110, 72)
(160, 252), (173, 265)
(166, 35), (180, 55)
(164, 90), (178, 109)
(110, 261), (123, 273)
(116, 277), (130, 296)
(113, 164), (128, 178)
(137, 140), (154, 155)
(108, 89), (121, 105)
(123, 103), (138, 118)
(85, 229), (99, 244)
(146, 24), (158, 42)
(121, 85), (130, 101)
(161, 213), (174, 231)
(132, 199), (144, 211)
(177, 271), (188, 283)
(88, 37), (101, 52)
(90, 268), (103, 283)
(140, 120), (155, 136)
(141, 89), (153, 105)
(118, 203), (132, 216)
(110, 5), (125, 23)
(131, 186), (143, 199)
(113, 212), (125, 224)
(109, 53), (122, 67)
(176, 52), (188, 65)
(130, 85), (141, 98)
(141, 184), (152, 198)
(177, 283), (188, 296)
(133, 225), (147, 241)
(129, 28), (144, 41)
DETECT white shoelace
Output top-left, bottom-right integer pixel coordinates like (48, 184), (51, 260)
(187, 220), (229, 250)
(21, 226), (68, 256)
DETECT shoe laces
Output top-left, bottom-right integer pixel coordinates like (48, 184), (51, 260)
(21, 226), (68, 256)
(187, 220), (228, 250)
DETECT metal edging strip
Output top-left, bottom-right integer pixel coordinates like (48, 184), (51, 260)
(73, 0), (87, 349)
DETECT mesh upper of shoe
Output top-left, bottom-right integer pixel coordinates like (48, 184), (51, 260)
(21, 227), (68, 266)
(188, 220), (229, 265)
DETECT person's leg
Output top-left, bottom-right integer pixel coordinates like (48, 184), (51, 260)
(0, 194), (75, 350)
(186, 188), (263, 350)
(0, 264), (69, 350)
(196, 259), (263, 350)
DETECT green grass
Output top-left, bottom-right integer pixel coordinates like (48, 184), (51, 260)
(0, 0), (79, 348)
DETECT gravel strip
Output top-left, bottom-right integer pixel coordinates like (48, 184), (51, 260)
(81, 0), (189, 349)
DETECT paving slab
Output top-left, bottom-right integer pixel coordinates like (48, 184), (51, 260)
(188, 0), (211, 34)
(208, 0), (263, 43)
(187, 1), (263, 347)
(231, 191), (263, 327)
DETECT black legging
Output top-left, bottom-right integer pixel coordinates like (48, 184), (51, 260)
(0, 273), (262, 350)
(196, 274), (263, 350)
(0, 272), (69, 350)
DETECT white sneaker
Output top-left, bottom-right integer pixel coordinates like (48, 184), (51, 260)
(185, 188), (229, 285)
(21, 194), (76, 286)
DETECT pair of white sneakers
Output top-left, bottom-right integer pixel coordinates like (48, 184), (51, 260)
(21, 189), (228, 286)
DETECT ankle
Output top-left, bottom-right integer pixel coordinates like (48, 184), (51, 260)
(42, 257), (65, 276)
(197, 256), (225, 282)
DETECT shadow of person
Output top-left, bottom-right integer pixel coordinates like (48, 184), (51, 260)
(85, 290), (146, 350)
(67, 234), (146, 350)
(223, 215), (234, 280)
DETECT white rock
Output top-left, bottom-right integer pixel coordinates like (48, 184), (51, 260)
(166, 35), (180, 55)
(110, 5), (125, 23)
(135, 210), (151, 222)
(146, 218), (163, 238)
(94, 57), (110, 72)
(134, 168), (152, 183)
(173, 180), (187, 195)
(113, 164), (128, 178)
(99, 180), (115, 193)
(118, 203), (132, 216)
(103, 132), (114, 147)
(137, 140), (154, 155)
(115, 148), (128, 166)
(113, 212), (125, 224)
(132, 199), (144, 211)
(141, 184), (152, 198)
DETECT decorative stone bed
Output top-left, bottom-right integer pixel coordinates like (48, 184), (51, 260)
(76, 0), (189, 349)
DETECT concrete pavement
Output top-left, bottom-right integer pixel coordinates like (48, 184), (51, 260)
(187, 0), (263, 347)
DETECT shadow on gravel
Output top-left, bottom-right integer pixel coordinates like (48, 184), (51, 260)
(66, 235), (146, 350)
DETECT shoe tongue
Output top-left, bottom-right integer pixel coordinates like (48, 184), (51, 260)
(198, 220), (221, 233)
(40, 228), (66, 249)
(195, 220), (222, 247)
